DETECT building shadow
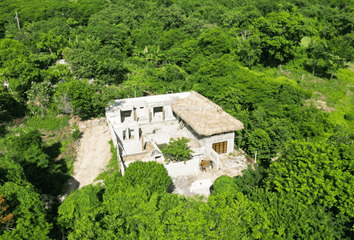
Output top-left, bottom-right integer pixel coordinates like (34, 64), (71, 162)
(59, 176), (80, 201)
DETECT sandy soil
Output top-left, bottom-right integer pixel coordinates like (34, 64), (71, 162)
(60, 117), (112, 201)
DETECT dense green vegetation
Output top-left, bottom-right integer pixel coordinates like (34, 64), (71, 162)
(1, 0), (354, 238)
(162, 137), (194, 163)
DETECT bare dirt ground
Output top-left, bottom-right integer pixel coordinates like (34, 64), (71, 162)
(304, 98), (337, 112)
(60, 117), (112, 201)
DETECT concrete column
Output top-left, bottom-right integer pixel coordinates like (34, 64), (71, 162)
(117, 127), (123, 142)
(134, 125), (139, 140)
(115, 110), (120, 123)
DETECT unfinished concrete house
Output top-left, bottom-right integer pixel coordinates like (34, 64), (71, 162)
(105, 91), (244, 177)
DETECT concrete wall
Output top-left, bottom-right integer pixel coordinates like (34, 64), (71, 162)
(184, 122), (235, 154)
(164, 157), (200, 177)
(202, 132), (235, 154)
(204, 144), (220, 170)
(191, 147), (205, 157)
(123, 157), (200, 178)
(120, 147), (204, 178)
(122, 139), (205, 178)
(108, 121), (118, 147)
(117, 146), (125, 176)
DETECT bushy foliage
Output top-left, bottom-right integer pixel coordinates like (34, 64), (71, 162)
(265, 140), (354, 223)
(0, 155), (52, 238)
(2, 0), (354, 238)
(3, 130), (70, 196)
(123, 160), (172, 194)
(26, 81), (54, 115)
(0, 92), (26, 123)
(162, 137), (194, 163)
(54, 79), (94, 119)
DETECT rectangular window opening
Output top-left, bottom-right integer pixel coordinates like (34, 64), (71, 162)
(212, 141), (227, 154)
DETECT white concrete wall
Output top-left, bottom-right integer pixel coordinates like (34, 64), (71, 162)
(164, 157), (200, 177)
(123, 157), (200, 178)
(183, 123), (235, 154)
(191, 147), (205, 157)
(201, 132), (235, 154)
(117, 146), (125, 176)
(108, 121), (118, 147)
(164, 105), (174, 120)
(204, 144), (220, 170)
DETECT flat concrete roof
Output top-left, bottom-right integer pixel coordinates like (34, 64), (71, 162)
(106, 92), (191, 113)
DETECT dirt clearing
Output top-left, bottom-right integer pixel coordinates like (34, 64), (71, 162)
(60, 117), (112, 200)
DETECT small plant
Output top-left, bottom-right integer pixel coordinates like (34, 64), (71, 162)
(162, 137), (194, 164)
(71, 124), (80, 140)
(344, 113), (354, 121)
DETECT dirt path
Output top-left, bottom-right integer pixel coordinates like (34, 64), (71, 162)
(60, 117), (112, 201)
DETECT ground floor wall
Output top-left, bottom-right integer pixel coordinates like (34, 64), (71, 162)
(183, 123), (235, 154)
(123, 156), (200, 178)
(164, 157), (201, 177)
(201, 132), (235, 154)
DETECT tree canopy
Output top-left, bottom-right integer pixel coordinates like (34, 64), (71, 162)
(1, 0), (354, 238)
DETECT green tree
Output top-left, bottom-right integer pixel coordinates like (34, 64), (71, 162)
(36, 30), (68, 57)
(0, 39), (40, 100)
(230, 29), (262, 67)
(162, 137), (194, 163)
(55, 80), (94, 119)
(25, 81), (54, 115)
(245, 128), (274, 166)
(0, 182), (52, 239)
(0, 156), (52, 239)
(4, 130), (69, 196)
(209, 190), (272, 239)
(250, 11), (312, 66)
(197, 27), (231, 56)
(306, 38), (327, 75)
(265, 140), (354, 228)
(58, 185), (105, 239)
(0, 92), (26, 123)
(123, 160), (172, 194)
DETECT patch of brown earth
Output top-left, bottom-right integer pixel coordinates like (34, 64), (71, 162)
(60, 117), (112, 201)
(313, 91), (324, 96)
(304, 99), (336, 112)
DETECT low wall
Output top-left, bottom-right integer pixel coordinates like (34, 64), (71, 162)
(117, 146), (125, 176)
(204, 145), (220, 170)
(192, 147), (205, 157)
(108, 120), (118, 147)
(164, 157), (200, 177)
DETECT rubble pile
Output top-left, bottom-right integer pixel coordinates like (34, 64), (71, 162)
(223, 155), (248, 169)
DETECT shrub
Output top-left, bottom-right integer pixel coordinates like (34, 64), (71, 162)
(71, 125), (80, 140)
(123, 160), (172, 194)
(344, 113), (354, 121)
(162, 137), (194, 164)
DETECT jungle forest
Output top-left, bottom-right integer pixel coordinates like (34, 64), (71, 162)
(1, 0), (354, 239)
